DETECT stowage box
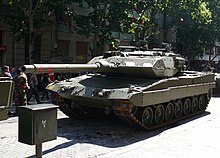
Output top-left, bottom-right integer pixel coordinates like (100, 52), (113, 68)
(17, 104), (58, 145)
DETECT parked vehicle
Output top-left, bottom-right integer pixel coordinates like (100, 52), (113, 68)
(22, 46), (215, 130)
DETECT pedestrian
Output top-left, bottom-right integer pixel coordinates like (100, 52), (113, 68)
(1, 65), (12, 78)
(20, 66), (28, 84)
(54, 73), (62, 81)
(41, 73), (52, 100)
(10, 67), (17, 78)
(49, 72), (55, 82)
(27, 74), (41, 104)
(13, 68), (30, 109)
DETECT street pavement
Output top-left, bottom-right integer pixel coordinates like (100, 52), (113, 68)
(0, 97), (220, 158)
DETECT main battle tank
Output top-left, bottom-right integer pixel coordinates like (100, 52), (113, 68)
(22, 46), (215, 130)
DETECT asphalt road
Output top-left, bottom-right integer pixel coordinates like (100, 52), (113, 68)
(0, 97), (220, 158)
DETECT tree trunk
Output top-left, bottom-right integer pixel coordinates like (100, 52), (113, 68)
(28, 0), (34, 64)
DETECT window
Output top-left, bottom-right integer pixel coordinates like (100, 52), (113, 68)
(76, 15), (90, 27)
(57, 40), (69, 57)
(58, 14), (70, 25)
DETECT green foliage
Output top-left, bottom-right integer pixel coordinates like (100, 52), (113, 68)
(168, 0), (220, 59)
(1, 0), (72, 39)
(73, 0), (172, 52)
(191, 1), (212, 24)
(0, 0), (73, 63)
(2, 0), (220, 61)
(73, 0), (132, 55)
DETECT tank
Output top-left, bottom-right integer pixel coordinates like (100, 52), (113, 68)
(213, 73), (220, 96)
(22, 46), (215, 130)
(0, 77), (14, 121)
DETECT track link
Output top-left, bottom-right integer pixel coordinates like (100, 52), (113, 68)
(51, 92), (210, 130)
(50, 92), (104, 119)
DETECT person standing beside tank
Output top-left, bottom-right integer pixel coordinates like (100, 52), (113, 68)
(27, 73), (41, 104)
(13, 68), (30, 108)
(10, 67), (17, 78)
(41, 73), (52, 100)
(1, 65), (12, 78)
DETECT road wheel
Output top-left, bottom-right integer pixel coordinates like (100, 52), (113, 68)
(154, 105), (164, 125)
(142, 107), (154, 128)
(165, 102), (174, 121)
(183, 98), (191, 116)
(174, 100), (183, 118)
(191, 97), (199, 113)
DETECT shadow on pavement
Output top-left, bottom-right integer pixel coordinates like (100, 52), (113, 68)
(30, 110), (211, 158)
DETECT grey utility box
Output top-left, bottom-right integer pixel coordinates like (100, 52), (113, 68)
(17, 104), (58, 145)
(0, 77), (14, 121)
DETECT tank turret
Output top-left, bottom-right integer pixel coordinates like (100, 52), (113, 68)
(22, 48), (186, 78)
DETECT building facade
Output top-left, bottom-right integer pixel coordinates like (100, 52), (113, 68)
(0, 3), (175, 68)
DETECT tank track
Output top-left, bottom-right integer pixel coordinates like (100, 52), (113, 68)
(50, 92), (104, 119)
(51, 91), (211, 130)
(113, 93), (210, 130)
(50, 92), (77, 118)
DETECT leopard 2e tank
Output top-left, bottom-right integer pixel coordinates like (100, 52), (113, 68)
(22, 46), (215, 130)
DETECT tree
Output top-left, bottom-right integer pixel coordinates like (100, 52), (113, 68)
(167, 0), (217, 60)
(123, 0), (172, 47)
(73, 0), (173, 55)
(203, 0), (220, 63)
(72, 0), (131, 56)
(0, 0), (72, 64)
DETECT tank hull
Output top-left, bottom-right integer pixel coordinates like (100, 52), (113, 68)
(47, 71), (214, 107)
(47, 71), (215, 130)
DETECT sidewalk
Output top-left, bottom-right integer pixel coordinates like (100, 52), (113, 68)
(1, 97), (220, 158)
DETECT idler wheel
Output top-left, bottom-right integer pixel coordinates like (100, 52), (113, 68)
(191, 97), (199, 113)
(142, 107), (154, 127)
(154, 105), (164, 124)
(198, 95), (207, 110)
(174, 100), (183, 118)
(183, 99), (191, 116)
(165, 103), (174, 121)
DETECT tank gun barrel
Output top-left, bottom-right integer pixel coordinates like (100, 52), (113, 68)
(22, 64), (100, 74)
